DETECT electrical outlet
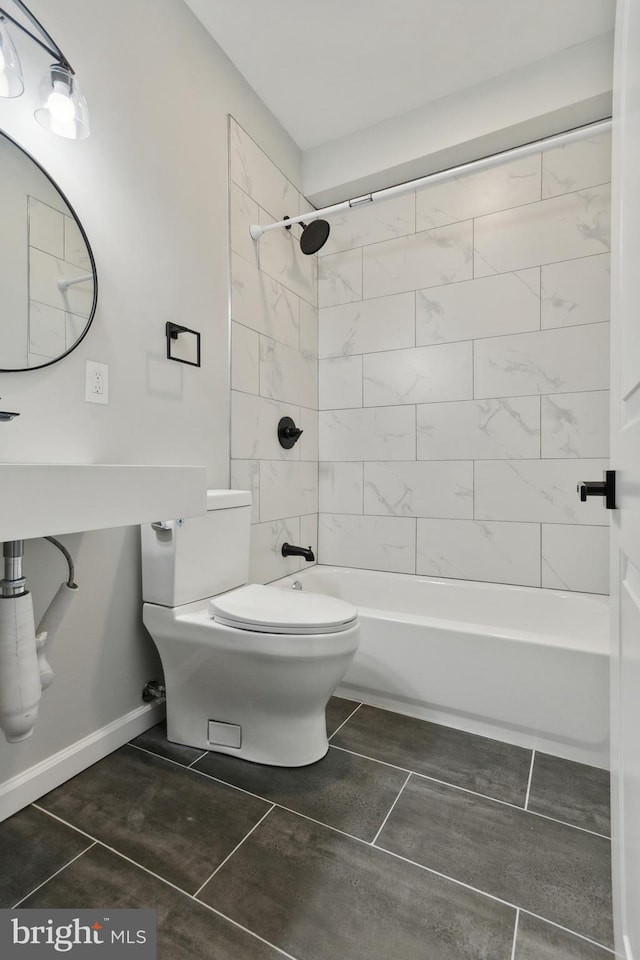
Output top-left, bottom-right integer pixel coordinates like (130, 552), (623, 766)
(85, 360), (109, 404)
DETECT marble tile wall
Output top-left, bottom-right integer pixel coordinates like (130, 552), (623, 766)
(27, 197), (92, 365)
(318, 133), (611, 593)
(228, 118), (319, 583)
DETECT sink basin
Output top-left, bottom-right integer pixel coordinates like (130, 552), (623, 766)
(0, 463), (207, 541)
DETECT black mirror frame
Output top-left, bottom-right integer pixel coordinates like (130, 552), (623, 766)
(0, 129), (98, 373)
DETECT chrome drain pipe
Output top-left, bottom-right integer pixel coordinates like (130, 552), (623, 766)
(1, 540), (27, 597)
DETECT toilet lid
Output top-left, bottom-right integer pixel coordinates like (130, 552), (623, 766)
(208, 584), (358, 635)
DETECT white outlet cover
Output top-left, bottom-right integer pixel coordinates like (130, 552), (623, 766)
(85, 360), (109, 404)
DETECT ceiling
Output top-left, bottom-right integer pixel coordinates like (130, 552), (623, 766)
(184, 0), (615, 151)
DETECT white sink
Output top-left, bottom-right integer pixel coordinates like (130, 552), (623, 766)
(0, 463), (207, 541)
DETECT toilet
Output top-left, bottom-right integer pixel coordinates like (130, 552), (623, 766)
(141, 490), (360, 767)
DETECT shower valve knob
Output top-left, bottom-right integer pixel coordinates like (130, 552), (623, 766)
(278, 416), (303, 449)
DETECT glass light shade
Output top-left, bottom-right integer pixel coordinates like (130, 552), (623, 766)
(0, 20), (24, 97)
(34, 63), (90, 140)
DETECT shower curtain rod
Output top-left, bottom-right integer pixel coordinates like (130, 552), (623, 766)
(249, 117), (612, 241)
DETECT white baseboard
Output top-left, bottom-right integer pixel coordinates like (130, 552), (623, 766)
(0, 703), (165, 823)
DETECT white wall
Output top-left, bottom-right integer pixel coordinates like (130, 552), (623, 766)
(0, 0), (300, 816)
(318, 133), (612, 593)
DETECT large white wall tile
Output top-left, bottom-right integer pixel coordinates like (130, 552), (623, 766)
(231, 391), (301, 461)
(319, 356), (362, 409)
(231, 253), (299, 350)
(300, 514), (318, 566)
(298, 407), (319, 462)
(417, 519), (541, 586)
(299, 299), (318, 356)
(474, 185), (611, 276)
(319, 514), (416, 574)
(416, 154), (541, 230)
(474, 323), (610, 398)
(260, 337), (317, 409)
(542, 524), (609, 594)
(542, 133), (611, 198)
(64, 217), (91, 271)
(29, 199), (64, 258)
(319, 406), (416, 461)
(541, 254), (610, 329)
(259, 208), (317, 306)
(229, 119), (319, 588)
(260, 154), (299, 225)
(260, 460), (318, 521)
(230, 182), (260, 266)
(29, 301), (66, 359)
(319, 292), (415, 359)
(249, 518), (303, 584)
(541, 391), (610, 458)
(318, 248), (363, 307)
(231, 322), (259, 394)
(319, 462), (363, 514)
(29, 247), (93, 318)
(417, 397), (540, 460)
(363, 341), (472, 406)
(364, 461), (473, 519)
(230, 459), (260, 524)
(362, 221), (473, 299)
(475, 459), (610, 525)
(320, 193), (415, 257)
(416, 269), (540, 346)
(65, 312), (88, 349)
(229, 119), (298, 222)
(230, 119), (265, 201)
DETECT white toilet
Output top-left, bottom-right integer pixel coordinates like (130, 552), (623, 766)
(141, 490), (359, 767)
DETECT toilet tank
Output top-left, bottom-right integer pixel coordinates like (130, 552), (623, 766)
(141, 489), (251, 607)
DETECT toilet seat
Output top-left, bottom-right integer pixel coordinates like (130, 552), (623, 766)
(209, 584), (358, 635)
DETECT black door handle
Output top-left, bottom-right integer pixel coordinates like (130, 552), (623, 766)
(577, 470), (616, 509)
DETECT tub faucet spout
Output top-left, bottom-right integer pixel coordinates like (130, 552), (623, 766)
(282, 543), (315, 562)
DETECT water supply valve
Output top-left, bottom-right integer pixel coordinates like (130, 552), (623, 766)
(278, 416), (303, 449)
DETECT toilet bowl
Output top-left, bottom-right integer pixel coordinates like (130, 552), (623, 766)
(141, 490), (360, 766)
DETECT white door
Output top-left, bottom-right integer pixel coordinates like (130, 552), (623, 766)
(611, 1), (640, 957)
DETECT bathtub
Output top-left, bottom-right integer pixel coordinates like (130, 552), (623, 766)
(276, 566), (610, 768)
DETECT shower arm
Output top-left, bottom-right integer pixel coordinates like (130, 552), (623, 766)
(248, 117), (612, 241)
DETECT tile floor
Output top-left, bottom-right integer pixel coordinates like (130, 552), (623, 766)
(0, 698), (613, 960)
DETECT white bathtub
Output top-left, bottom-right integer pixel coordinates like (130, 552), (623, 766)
(276, 566), (610, 768)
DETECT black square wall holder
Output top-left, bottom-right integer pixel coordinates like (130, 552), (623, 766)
(166, 322), (201, 367)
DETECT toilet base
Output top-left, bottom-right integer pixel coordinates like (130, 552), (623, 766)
(166, 702), (331, 767)
(143, 602), (360, 768)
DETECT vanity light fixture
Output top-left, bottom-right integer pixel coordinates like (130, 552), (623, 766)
(0, 0), (89, 139)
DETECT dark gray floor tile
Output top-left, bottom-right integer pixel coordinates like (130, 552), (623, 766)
(528, 753), (611, 835)
(377, 775), (613, 948)
(332, 704), (532, 804)
(22, 842), (283, 960)
(326, 695), (359, 737)
(0, 806), (89, 907)
(38, 745), (270, 894)
(199, 806), (516, 960)
(131, 721), (205, 766)
(193, 744), (407, 841)
(515, 913), (612, 959)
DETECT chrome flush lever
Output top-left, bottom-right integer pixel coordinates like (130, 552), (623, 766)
(577, 470), (616, 509)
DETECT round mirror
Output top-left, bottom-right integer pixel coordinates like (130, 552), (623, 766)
(0, 131), (97, 371)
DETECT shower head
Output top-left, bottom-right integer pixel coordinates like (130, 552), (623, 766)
(300, 219), (330, 255)
(284, 216), (330, 255)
